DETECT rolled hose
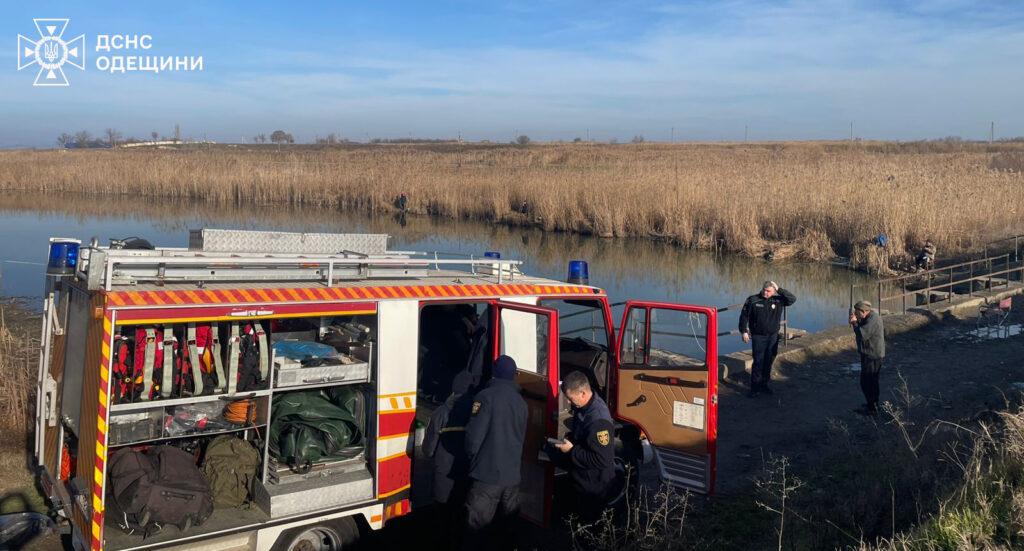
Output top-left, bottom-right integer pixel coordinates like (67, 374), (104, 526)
(223, 398), (257, 425)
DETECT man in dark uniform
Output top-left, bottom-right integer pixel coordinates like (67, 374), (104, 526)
(422, 371), (475, 550)
(548, 370), (616, 522)
(738, 280), (797, 397)
(462, 356), (528, 550)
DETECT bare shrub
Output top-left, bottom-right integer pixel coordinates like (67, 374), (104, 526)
(755, 455), (804, 551)
(568, 479), (692, 551)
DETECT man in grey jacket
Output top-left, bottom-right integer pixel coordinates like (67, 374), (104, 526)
(850, 301), (885, 415)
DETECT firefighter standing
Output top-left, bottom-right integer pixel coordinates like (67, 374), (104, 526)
(548, 370), (616, 522)
(739, 281), (797, 397)
(422, 371), (476, 549)
(462, 356), (528, 550)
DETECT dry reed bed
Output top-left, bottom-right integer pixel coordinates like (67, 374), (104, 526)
(1, 143), (1021, 264)
(0, 303), (35, 437)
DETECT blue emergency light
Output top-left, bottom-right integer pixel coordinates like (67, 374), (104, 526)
(47, 238), (81, 275)
(484, 251), (501, 259)
(567, 260), (589, 285)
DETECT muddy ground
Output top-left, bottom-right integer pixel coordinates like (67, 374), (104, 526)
(718, 304), (1024, 495)
(2, 298), (1023, 549)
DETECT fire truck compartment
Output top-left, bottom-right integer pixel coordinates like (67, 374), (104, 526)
(99, 312), (377, 549)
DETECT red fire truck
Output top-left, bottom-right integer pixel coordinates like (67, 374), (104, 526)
(34, 229), (717, 550)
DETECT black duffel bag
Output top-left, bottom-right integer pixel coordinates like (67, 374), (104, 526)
(108, 445), (214, 536)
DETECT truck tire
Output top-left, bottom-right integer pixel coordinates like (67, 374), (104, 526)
(270, 517), (360, 551)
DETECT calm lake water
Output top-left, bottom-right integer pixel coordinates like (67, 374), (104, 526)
(0, 192), (872, 354)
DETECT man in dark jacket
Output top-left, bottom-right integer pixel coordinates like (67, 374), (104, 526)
(548, 370), (616, 522)
(850, 301), (885, 415)
(422, 371), (475, 549)
(739, 280), (797, 397)
(462, 356), (528, 550)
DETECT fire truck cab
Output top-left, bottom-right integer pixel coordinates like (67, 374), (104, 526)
(34, 229), (718, 551)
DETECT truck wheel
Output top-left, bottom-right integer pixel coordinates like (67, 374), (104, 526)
(270, 517), (360, 551)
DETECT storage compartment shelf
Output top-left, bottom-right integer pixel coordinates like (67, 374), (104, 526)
(108, 424), (266, 448)
(273, 342), (372, 390)
(110, 390), (272, 413)
(103, 503), (269, 550)
(108, 397), (270, 446)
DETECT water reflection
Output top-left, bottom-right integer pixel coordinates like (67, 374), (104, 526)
(0, 192), (873, 354)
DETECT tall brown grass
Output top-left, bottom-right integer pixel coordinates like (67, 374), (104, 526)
(1, 142), (1022, 265)
(0, 303), (35, 437)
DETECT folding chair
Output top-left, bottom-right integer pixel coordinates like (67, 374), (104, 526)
(978, 296), (1012, 329)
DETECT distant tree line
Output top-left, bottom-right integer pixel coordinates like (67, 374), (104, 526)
(57, 126), (182, 148)
(370, 137), (459, 144)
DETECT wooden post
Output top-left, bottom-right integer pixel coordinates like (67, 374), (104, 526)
(902, 279), (907, 314)
(877, 281), (882, 314)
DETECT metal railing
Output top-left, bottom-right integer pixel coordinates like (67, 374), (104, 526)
(984, 234), (1024, 263)
(81, 246), (526, 290)
(849, 253), (1024, 315)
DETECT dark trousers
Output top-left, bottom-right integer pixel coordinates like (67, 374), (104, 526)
(750, 333), (780, 388)
(548, 448), (610, 523)
(461, 479), (520, 551)
(431, 500), (461, 551)
(860, 355), (883, 409)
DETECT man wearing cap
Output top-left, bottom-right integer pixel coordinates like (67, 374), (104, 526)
(850, 301), (885, 415)
(462, 355), (528, 550)
(739, 281), (797, 397)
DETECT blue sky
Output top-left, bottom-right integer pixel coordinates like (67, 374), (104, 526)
(2, 1), (1023, 147)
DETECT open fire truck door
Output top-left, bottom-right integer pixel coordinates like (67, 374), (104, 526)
(491, 301), (560, 526)
(614, 301), (718, 494)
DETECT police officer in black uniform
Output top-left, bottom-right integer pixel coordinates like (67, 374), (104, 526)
(738, 280), (797, 397)
(548, 369), (616, 522)
(462, 355), (528, 550)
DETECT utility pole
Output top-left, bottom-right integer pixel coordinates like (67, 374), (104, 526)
(990, 121), (995, 144)
(850, 121), (854, 141)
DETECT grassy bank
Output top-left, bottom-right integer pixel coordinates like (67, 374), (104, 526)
(1, 142), (1022, 270)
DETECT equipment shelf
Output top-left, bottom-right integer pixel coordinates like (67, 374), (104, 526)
(109, 389), (273, 413)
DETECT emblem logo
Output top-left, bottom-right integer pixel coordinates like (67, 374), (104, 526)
(17, 18), (86, 87)
(596, 429), (610, 446)
(471, 401), (481, 415)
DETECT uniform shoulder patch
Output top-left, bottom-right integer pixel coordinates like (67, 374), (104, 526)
(471, 401), (481, 415)
(596, 429), (610, 446)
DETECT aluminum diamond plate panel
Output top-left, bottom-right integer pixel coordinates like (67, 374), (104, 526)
(254, 468), (375, 517)
(189, 229), (389, 255)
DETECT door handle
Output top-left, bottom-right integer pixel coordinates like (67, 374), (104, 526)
(626, 394), (646, 407)
(633, 373), (705, 388)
